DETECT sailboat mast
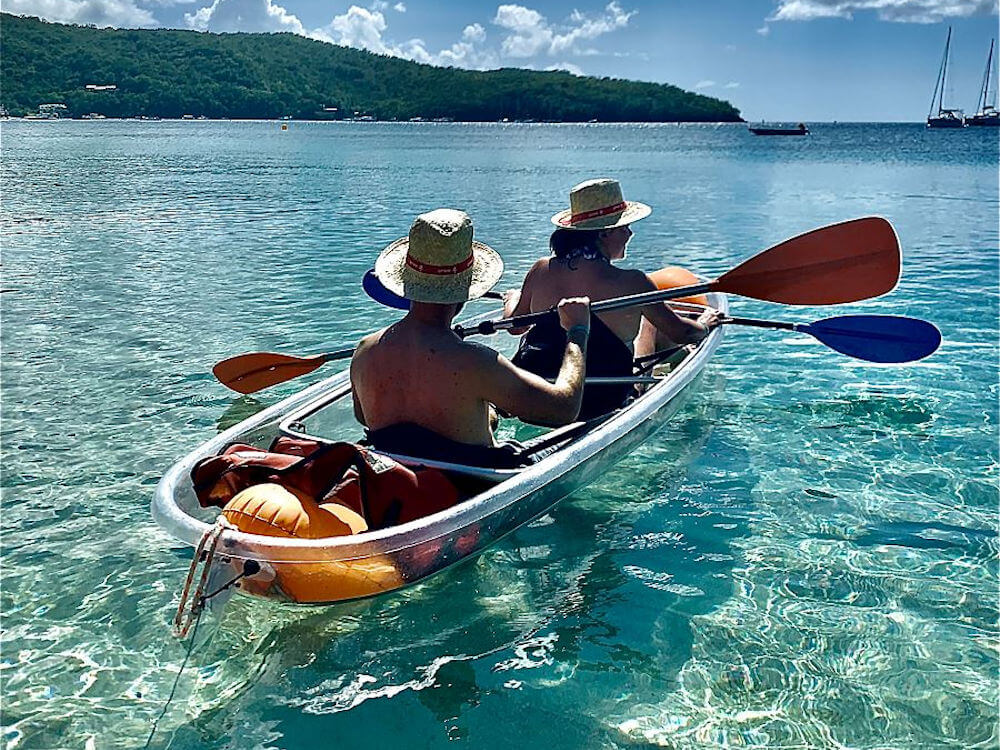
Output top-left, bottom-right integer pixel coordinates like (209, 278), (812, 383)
(978, 39), (995, 112)
(929, 27), (951, 118)
(939, 26), (952, 115)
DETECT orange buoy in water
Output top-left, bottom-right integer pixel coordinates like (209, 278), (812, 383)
(648, 266), (709, 307)
(221, 484), (404, 603)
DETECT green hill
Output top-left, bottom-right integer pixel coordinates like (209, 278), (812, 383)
(1, 14), (742, 122)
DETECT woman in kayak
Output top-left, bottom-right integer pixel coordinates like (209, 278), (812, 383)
(504, 178), (721, 418)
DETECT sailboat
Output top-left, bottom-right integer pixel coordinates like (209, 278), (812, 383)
(967, 38), (999, 127)
(927, 26), (965, 128)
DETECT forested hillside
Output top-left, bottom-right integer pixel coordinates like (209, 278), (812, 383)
(2, 14), (742, 122)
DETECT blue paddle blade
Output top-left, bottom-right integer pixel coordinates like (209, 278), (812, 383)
(800, 315), (941, 363)
(362, 269), (410, 310)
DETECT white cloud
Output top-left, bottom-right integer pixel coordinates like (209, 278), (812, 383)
(493, 2), (634, 58)
(494, 5), (549, 56)
(311, 5), (497, 68)
(185, 0), (304, 33)
(767, 0), (995, 23)
(6, 0), (157, 26)
(393, 1), (406, 10)
(724, 81), (740, 88)
(757, 23), (771, 34)
(694, 79), (715, 89)
(322, 5), (387, 51)
(463, 22), (486, 42)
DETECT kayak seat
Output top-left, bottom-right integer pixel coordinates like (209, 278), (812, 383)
(370, 417), (609, 483)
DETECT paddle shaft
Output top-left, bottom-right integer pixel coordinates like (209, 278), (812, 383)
(723, 316), (796, 332)
(455, 280), (715, 337)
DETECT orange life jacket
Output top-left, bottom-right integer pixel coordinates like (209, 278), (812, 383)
(191, 437), (460, 530)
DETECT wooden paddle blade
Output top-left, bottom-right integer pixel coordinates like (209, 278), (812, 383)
(801, 315), (942, 363)
(715, 217), (900, 305)
(213, 352), (327, 394)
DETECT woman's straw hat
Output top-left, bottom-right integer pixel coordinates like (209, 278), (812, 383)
(375, 209), (503, 304)
(551, 178), (651, 230)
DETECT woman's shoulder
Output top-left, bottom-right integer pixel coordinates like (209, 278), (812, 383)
(611, 265), (657, 293)
(523, 256), (553, 282)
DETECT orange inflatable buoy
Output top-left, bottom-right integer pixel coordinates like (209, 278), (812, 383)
(221, 484), (404, 603)
(648, 266), (710, 307)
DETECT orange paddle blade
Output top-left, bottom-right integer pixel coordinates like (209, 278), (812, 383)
(715, 216), (900, 305)
(213, 352), (329, 394)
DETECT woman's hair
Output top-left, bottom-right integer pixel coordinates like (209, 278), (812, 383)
(549, 228), (606, 269)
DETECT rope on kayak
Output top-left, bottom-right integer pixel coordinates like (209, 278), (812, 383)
(173, 516), (231, 638)
(146, 517), (261, 749)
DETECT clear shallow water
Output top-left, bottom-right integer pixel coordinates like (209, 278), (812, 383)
(2, 121), (997, 749)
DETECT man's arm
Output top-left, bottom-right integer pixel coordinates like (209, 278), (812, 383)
(349, 337), (371, 426)
(477, 298), (591, 426)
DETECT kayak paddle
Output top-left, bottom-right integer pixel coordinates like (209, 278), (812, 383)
(213, 216), (902, 393)
(213, 349), (354, 395)
(723, 314), (941, 363)
(211, 313), (937, 394)
(454, 216), (900, 337)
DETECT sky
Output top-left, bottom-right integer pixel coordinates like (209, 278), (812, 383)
(5, 0), (999, 121)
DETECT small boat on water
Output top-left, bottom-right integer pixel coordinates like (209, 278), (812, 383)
(154, 217), (914, 628)
(153, 296), (728, 610)
(967, 38), (999, 127)
(748, 122), (809, 136)
(927, 27), (966, 128)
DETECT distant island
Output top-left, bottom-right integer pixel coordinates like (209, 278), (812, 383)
(2, 14), (742, 123)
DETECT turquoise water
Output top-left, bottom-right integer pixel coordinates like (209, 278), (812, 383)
(2, 121), (997, 749)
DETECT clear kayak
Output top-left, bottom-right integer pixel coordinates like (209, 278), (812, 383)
(152, 294), (727, 608)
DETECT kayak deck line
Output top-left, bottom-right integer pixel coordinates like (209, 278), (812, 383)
(152, 293), (728, 606)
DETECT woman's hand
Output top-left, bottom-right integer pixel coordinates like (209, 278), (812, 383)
(684, 307), (724, 344)
(697, 307), (725, 331)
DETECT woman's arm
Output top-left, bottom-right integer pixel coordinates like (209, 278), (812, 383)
(635, 271), (719, 345)
(503, 259), (544, 334)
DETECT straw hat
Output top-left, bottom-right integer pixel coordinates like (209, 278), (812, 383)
(374, 209), (503, 304)
(550, 178), (651, 230)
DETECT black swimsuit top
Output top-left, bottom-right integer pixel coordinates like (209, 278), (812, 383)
(511, 313), (635, 420)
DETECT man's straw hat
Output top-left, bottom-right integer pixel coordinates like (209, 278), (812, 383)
(551, 178), (651, 230)
(375, 209), (503, 304)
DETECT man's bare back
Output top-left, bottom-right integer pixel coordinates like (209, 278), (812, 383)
(352, 299), (593, 447)
(352, 313), (498, 445)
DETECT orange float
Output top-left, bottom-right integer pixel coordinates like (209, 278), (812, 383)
(648, 266), (710, 307)
(221, 484), (404, 603)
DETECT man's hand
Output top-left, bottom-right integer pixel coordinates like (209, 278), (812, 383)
(557, 297), (591, 332)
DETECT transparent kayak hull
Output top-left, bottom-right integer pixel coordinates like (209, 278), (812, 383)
(152, 293), (727, 605)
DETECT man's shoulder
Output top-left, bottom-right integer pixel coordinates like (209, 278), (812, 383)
(456, 338), (503, 364)
(354, 327), (389, 356)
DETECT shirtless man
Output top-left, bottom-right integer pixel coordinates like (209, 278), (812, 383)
(504, 179), (721, 418)
(351, 208), (592, 468)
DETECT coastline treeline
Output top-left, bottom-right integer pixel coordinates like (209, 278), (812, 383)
(2, 14), (742, 122)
